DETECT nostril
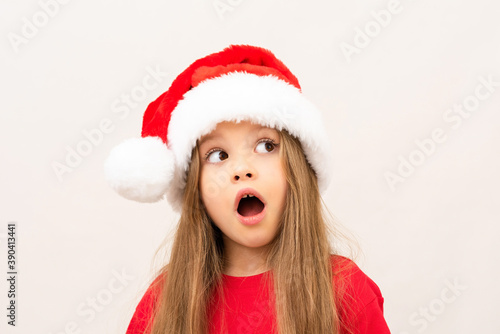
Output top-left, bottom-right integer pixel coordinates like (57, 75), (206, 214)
(234, 173), (252, 181)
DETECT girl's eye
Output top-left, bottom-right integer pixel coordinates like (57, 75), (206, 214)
(204, 139), (278, 163)
(255, 139), (278, 153)
(205, 150), (228, 163)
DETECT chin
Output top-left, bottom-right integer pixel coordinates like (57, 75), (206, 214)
(241, 235), (274, 249)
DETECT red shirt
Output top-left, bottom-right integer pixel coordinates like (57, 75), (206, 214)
(126, 255), (390, 333)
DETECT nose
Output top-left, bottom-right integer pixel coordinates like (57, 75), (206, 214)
(231, 155), (257, 182)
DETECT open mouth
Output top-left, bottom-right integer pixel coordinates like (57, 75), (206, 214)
(237, 195), (265, 217)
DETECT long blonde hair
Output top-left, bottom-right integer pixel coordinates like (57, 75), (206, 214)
(145, 128), (357, 333)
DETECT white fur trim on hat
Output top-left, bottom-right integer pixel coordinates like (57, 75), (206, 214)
(104, 136), (175, 203)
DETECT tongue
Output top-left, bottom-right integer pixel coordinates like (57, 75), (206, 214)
(238, 197), (264, 217)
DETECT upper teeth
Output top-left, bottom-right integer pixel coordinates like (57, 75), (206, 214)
(242, 194), (255, 198)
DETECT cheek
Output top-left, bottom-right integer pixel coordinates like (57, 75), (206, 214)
(262, 158), (288, 202)
(267, 158), (287, 183)
(199, 168), (227, 208)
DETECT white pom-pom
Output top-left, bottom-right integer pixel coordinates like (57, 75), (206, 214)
(104, 136), (174, 203)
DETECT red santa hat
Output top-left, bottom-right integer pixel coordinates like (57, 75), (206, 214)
(104, 44), (332, 213)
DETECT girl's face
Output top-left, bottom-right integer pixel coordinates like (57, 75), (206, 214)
(198, 120), (288, 254)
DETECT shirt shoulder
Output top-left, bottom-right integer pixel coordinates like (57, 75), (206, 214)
(330, 255), (391, 334)
(126, 272), (165, 334)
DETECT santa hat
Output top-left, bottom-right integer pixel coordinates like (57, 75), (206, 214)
(104, 44), (332, 213)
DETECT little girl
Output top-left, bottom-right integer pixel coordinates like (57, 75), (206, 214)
(104, 44), (390, 333)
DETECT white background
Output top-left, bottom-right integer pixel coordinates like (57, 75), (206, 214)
(1, 0), (499, 333)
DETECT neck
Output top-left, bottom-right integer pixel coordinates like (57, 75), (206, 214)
(222, 238), (270, 277)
